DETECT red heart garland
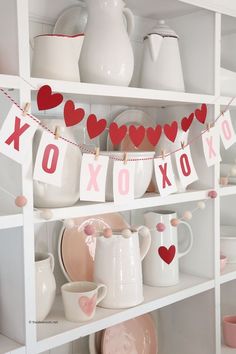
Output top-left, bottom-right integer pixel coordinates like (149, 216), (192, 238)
(64, 100), (85, 127)
(195, 103), (207, 124)
(163, 121), (178, 142)
(129, 125), (145, 147)
(109, 122), (127, 145)
(37, 85), (63, 110)
(181, 113), (194, 132)
(146, 125), (162, 147)
(158, 245), (176, 265)
(87, 114), (107, 139)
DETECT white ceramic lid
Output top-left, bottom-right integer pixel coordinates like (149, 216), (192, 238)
(146, 20), (179, 38)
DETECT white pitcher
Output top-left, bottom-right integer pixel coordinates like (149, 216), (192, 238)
(94, 226), (151, 308)
(140, 20), (185, 91)
(79, 0), (135, 86)
(31, 34), (84, 81)
(143, 211), (193, 286)
(35, 252), (56, 321)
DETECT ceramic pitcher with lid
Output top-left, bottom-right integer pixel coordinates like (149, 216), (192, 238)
(79, 0), (135, 86)
(140, 20), (185, 91)
(94, 226), (151, 308)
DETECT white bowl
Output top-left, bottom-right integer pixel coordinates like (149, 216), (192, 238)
(101, 151), (155, 201)
(221, 225), (236, 263)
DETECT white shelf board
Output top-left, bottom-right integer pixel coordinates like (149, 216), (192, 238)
(180, 0), (236, 17)
(34, 189), (210, 224)
(0, 334), (24, 354)
(220, 263), (236, 284)
(220, 185), (236, 197)
(30, 77), (216, 107)
(36, 273), (214, 353)
(0, 214), (23, 229)
(0, 74), (21, 90)
(221, 344), (236, 353)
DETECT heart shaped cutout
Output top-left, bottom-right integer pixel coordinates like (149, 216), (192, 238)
(195, 104), (207, 124)
(181, 113), (194, 132)
(87, 114), (107, 139)
(64, 100), (85, 127)
(163, 121), (178, 142)
(109, 122), (127, 145)
(158, 245), (176, 264)
(37, 85), (63, 111)
(129, 125), (145, 147)
(79, 294), (97, 317)
(146, 125), (162, 147)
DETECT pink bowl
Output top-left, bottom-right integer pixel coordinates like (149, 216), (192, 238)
(220, 255), (228, 272)
(223, 316), (236, 348)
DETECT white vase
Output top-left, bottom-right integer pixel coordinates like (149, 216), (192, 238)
(35, 252), (56, 321)
(79, 0), (135, 86)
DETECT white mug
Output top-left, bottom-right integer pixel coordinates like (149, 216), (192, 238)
(143, 210), (193, 286)
(61, 281), (107, 322)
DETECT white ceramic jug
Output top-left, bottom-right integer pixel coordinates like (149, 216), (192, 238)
(143, 211), (193, 286)
(140, 20), (185, 91)
(94, 226), (151, 308)
(35, 252), (56, 321)
(33, 119), (82, 208)
(31, 34), (84, 81)
(79, 0), (135, 86)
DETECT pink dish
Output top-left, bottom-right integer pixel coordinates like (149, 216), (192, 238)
(220, 254), (228, 272)
(59, 213), (129, 282)
(101, 314), (158, 354)
(223, 315), (236, 348)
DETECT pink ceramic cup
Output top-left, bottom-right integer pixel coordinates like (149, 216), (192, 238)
(220, 255), (228, 272)
(223, 316), (236, 348)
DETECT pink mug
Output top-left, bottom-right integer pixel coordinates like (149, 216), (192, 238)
(223, 315), (236, 348)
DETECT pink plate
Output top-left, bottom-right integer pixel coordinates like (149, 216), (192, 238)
(59, 213), (129, 282)
(101, 314), (158, 354)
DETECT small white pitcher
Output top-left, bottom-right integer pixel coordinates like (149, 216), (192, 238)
(35, 252), (56, 321)
(143, 210), (193, 286)
(31, 34), (84, 81)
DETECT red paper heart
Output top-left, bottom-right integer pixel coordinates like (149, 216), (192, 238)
(129, 125), (145, 147)
(146, 125), (162, 146)
(79, 294), (97, 317)
(163, 121), (178, 142)
(109, 122), (127, 145)
(158, 245), (176, 265)
(37, 85), (63, 110)
(87, 114), (107, 139)
(64, 100), (85, 127)
(195, 103), (207, 124)
(181, 113), (194, 132)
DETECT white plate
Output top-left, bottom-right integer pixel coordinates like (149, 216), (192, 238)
(106, 109), (155, 151)
(53, 4), (88, 35)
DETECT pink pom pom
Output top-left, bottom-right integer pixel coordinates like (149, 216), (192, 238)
(156, 223), (165, 232)
(15, 195), (27, 207)
(208, 190), (217, 199)
(171, 218), (180, 227)
(103, 228), (112, 238)
(84, 224), (96, 236)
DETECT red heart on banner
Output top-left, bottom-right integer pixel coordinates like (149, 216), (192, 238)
(129, 125), (145, 147)
(64, 100), (85, 127)
(37, 85), (63, 110)
(158, 245), (176, 265)
(195, 103), (207, 124)
(87, 114), (107, 139)
(181, 113), (194, 132)
(109, 122), (127, 145)
(163, 121), (178, 142)
(146, 125), (162, 146)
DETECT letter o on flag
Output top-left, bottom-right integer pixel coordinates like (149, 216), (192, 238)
(180, 153), (191, 177)
(42, 144), (59, 174)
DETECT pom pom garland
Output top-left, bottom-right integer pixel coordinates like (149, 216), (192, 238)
(40, 209), (53, 220)
(84, 224), (96, 236)
(64, 219), (75, 229)
(183, 211), (192, 220)
(156, 223), (166, 232)
(103, 228), (112, 238)
(15, 195), (27, 207)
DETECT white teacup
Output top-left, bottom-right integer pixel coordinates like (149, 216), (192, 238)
(61, 281), (107, 322)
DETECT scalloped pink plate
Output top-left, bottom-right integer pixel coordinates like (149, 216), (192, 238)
(101, 314), (158, 354)
(59, 213), (129, 282)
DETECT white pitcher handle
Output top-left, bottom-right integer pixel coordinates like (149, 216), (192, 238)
(123, 7), (135, 37)
(30, 38), (34, 50)
(177, 221), (193, 258)
(137, 226), (151, 261)
(48, 253), (55, 272)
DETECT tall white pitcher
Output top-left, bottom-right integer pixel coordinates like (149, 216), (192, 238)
(143, 210), (193, 286)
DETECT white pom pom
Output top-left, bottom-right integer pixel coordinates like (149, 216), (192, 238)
(40, 209), (53, 220)
(122, 229), (132, 238)
(197, 201), (206, 210)
(64, 219), (75, 229)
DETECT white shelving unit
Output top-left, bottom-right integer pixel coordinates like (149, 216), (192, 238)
(1, 0), (236, 353)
